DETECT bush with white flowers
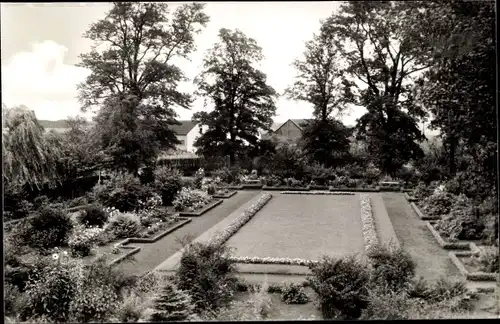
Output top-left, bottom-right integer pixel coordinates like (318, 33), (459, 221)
(210, 193), (272, 246)
(228, 256), (318, 267)
(68, 224), (105, 257)
(359, 194), (379, 255)
(173, 187), (211, 212)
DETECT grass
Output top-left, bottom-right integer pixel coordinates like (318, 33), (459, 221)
(381, 193), (460, 282)
(226, 194), (365, 261)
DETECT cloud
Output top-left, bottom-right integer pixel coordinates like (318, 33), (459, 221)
(1, 40), (91, 120)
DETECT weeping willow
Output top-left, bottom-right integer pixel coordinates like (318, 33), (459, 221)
(2, 105), (63, 189)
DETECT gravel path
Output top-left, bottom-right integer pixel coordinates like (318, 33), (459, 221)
(381, 193), (460, 282)
(116, 190), (258, 276)
(226, 194), (366, 260)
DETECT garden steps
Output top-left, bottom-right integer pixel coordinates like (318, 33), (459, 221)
(115, 191), (259, 276)
(153, 192), (267, 272)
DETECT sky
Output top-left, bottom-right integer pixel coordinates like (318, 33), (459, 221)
(1, 2), (435, 133)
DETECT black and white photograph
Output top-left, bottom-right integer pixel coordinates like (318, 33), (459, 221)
(2, 1), (498, 321)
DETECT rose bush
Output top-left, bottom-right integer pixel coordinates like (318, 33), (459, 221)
(173, 187), (211, 212)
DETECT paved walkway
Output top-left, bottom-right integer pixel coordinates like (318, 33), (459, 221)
(381, 193), (460, 282)
(116, 190), (259, 276)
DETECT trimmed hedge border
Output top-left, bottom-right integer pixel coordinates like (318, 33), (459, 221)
(280, 191), (355, 195)
(210, 193), (272, 246)
(241, 183), (264, 189)
(410, 202), (439, 220)
(360, 194), (379, 255)
(229, 256), (318, 267)
(329, 186), (380, 192)
(425, 221), (471, 250)
(262, 185), (310, 191)
(448, 251), (499, 281)
(307, 185), (330, 190)
(404, 192), (418, 202)
(178, 199), (223, 217)
(212, 190), (237, 199)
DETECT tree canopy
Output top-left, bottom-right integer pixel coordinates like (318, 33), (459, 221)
(77, 2), (209, 173)
(192, 28), (277, 164)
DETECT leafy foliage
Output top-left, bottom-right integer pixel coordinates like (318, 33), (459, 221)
(153, 166), (182, 205)
(281, 283), (310, 305)
(368, 244), (416, 291)
(419, 191), (454, 218)
(307, 255), (370, 319)
(77, 204), (108, 227)
(28, 207), (73, 250)
(107, 212), (142, 239)
(78, 3), (209, 173)
(172, 187), (211, 211)
(175, 242), (238, 313)
(193, 28), (277, 165)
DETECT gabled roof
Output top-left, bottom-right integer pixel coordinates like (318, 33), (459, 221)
(171, 120), (197, 136)
(290, 119), (314, 130)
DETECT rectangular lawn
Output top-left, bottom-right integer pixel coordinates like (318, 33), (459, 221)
(226, 194), (366, 260)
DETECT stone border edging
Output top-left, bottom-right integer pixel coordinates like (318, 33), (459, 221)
(108, 246), (141, 266)
(330, 186), (380, 192)
(178, 199), (223, 217)
(280, 191), (355, 195)
(448, 251), (499, 281)
(425, 221), (471, 250)
(116, 217), (192, 245)
(212, 190), (237, 199)
(411, 202), (439, 220)
(404, 192), (417, 202)
(241, 183), (263, 189)
(360, 194), (379, 255)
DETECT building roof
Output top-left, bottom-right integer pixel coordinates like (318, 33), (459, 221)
(38, 119), (70, 129)
(170, 120), (197, 136)
(290, 119), (314, 130)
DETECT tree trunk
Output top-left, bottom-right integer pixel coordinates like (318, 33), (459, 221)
(449, 137), (457, 177)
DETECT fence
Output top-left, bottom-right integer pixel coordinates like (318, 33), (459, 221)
(156, 156), (229, 175)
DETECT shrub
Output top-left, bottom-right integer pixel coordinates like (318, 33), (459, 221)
(361, 284), (412, 320)
(281, 283), (310, 304)
(28, 207), (73, 250)
(207, 184), (216, 195)
(92, 172), (153, 212)
(77, 204), (108, 227)
(307, 255), (370, 319)
(113, 292), (151, 323)
(67, 196), (89, 208)
(419, 191), (455, 218)
(153, 166), (182, 206)
(67, 225), (104, 257)
(304, 162), (336, 186)
(107, 212), (141, 239)
(467, 246), (499, 273)
(426, 277), (469, 304)
(20, 257), (81, 322)
(173, 187), (211, 212)
(175, 242), (239, 314)
(194, 168), (205, 189)
(69, 284), (119, 322)
(368, 244), (416, 291)
(150, 281), (194, 321)
(412, 182), (433, 201)
(211, 166), (242, 185)
(434, 194), (484, 241)
(4, 282), (24, 316)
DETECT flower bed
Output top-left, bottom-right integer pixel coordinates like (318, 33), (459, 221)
(209, 193), (272, 247)
(410, 202), (439, 220)
(121, 217), (192, 243)
(177, 199), (223, 217)
(329, 186), (380, 192)
(212, 190), (237, 199)
(228, 256), (318, 267)
(262, 185), (310, 191)
(280, 191), (354, 195)
(359, 194), (379, 255)
(108, 245), (141, 266)
(448, 250), (499, 282)
(425, 221), (472, 250)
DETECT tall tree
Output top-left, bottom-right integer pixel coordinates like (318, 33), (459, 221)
(77, 2), (209, 173)
(285, 29), (353, 166)
(193, 28), (277, 165)
(2, 105), (62, 189)
(323, 1), (431, 174)
(415, 0), (496, 197)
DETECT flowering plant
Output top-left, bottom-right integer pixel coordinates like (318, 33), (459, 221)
(68, 224), (104, 257)
(359, 194), (379, 255)
(210, 193), (272, 246)
(280, 191), (355, 195)
(228, 256), (317, 266)
(137, 193), (163, 211)
(173, 187), (211, 211)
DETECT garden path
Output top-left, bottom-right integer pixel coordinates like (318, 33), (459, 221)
(116, 190), (259, 276)
(381, 193), (460, 283)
